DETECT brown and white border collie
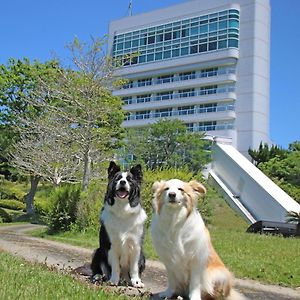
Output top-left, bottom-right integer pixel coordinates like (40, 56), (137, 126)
(151, 179), (246, 300)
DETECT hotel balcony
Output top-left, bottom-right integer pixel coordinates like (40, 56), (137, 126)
(123, 104), (236, 128)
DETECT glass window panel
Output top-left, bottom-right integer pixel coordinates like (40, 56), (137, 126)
(157, 34), (164, 42)
(229, 19), (239, 28)
(172, 49), (180, 57)
(181, 28), (189, 37)
(209, 22), (218, 32)
(117, 43), (124, 50)
(140, 38), (146, 46)
(124, 41), (131, 49)
(173, 31), (180, 39)
(200, 25), (208, 33)
(218, 40), (227, 49)
(164, 32), (172, 40)
(199, 43), (207, 52)
(138, 55), (146, 63)
(191, 26), (198, 35)
(147, 54), (154, 62)
(190, 45), (198, 54)
(155, 52), (162, 60)
(181, 47), (189, 55)
(148, 36), (155, 44)
(228, 39), (238, 47)
(219, 15), (227, 21)
(132, 39), (139, 47)
(219, 20), (227, 30)
(163, 50), (171, 59)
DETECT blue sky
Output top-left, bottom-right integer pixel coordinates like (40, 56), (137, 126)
(0, 0), (299, 149)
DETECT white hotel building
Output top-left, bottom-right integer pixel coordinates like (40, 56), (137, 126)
(108, 0), (270, 155)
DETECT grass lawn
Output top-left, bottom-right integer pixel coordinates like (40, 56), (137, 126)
(31, 190), (300, 288)
(0, 250), (133, 300)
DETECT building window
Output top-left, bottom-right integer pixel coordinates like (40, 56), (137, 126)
(156, 91), (173, 101)
(138, 78), (152, 87)
(198, 121), (217, 131)
(199, 103), (217, 113)
(200, 85), (217, 95)
(157, 75), (174, 84)
(112, 9), (240, 66)
(122, 96), (133, 105)
(155, 108), (172, 118)
(178, 88), (195, 98)
(136, 110), (150, 120)
(179, 71), (196, 80)
(137, 94), (151, 103)
(178, 106), (195, 115)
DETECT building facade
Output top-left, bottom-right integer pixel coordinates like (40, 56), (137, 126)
(108, 0), (270, 155)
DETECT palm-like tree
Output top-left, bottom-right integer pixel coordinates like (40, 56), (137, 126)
(286, 211), (300, 236)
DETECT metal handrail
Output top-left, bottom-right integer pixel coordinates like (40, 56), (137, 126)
(122, 68), (236, 89)
(125, 104), (234, 121)
(123, 85), (235, 105)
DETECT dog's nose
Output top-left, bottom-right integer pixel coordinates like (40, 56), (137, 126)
(120, 180), (126, 185)
(168, 192), (176, 199)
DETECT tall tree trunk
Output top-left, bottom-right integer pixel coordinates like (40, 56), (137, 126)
(82, 150), (91, 191)
(24, 175), (40, 215)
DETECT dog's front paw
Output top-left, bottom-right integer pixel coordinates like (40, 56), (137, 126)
(131, 277), (144, 288)
(91, 274), (103, 284)
(159, 288), (173, 299)
(108, 276), (119, 286)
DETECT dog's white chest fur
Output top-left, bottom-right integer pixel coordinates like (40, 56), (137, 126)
(151, 208), (209, 291)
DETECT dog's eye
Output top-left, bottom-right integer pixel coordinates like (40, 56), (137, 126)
(164, 187), (169, 191)
(178, 187), (184, 192)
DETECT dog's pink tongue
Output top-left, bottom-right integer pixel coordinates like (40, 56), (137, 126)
(117, 190), (128, 199)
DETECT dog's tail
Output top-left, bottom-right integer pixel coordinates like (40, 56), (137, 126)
(203, 267), (247, 300)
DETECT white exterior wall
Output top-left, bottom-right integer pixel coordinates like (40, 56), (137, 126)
(211, 143), (300, 222)
(108, 0), (270, 155)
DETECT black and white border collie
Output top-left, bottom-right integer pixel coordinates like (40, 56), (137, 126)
(91, 161), (147, 288)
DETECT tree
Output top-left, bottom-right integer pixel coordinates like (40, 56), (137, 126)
(259, 144), (300, 202)
(248, 142), (286, 166)
(122, 119), (210, 172)
(289, 141), (300, 152)
(22, 37), (125, 190)
(0, 58), (60, 179)
(0, 59), (61, 213)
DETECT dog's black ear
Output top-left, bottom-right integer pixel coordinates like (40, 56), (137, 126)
(108, 161), (120, 179)
(130, 164), (142, 183)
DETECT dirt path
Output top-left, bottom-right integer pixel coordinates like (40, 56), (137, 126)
(0, 224), (299, 300)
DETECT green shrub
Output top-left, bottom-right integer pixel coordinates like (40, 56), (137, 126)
(0, 180), (26, 201)
(0, 208), (12, 222)
(47, 184), (81, 232)
(75, 179), (107, 231)
(54, 168), (212, 233)
(0, 199), (25, 211)
(35, 196), (53, 216)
